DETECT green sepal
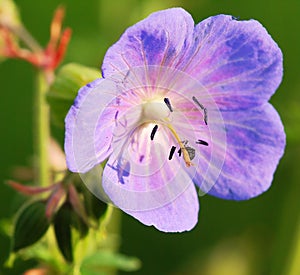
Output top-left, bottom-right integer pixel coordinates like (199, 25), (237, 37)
(12, 200), (50, 252)
(70, 207), (89, 238)
(80, 251), (141, 275)
(79, 181), (108, 223)
(53, 203), (73, 262)
(47, 63), (101, 128)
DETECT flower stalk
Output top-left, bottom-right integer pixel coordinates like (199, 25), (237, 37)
(1, 4), (128, 273)
(286, 220), (300, 275)
(34, 70), (51, 187)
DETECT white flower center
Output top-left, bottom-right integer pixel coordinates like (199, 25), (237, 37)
(142, 100), (170, 121)
(138, 98), (193, 167)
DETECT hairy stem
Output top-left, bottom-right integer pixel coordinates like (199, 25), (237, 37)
(34, 70), (51, 187)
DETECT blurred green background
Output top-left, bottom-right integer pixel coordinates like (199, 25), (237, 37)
(1, 0), (300, 274)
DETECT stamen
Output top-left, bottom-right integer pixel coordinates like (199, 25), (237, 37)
(114, 111), (119, 126)
(164, 98), (173, 112)
(150, 125), (158, 140)
(166, 123), (193, 167)
(114, 110), (119, 120)
(169, 146), (176, 160)
(178, 148), (182, 157)
(196, 139), (209, 146)
(192, 96), (208, 125)
(203, 109), (208, 125)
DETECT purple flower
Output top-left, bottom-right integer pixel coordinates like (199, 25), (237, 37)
(65, 8), (285, 232)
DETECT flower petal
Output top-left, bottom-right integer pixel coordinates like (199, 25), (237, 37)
(184, 15), (283, 110)
(102, 124), (189, 209)
(65, 78), (119, 173)
(125, 183), (199, 232)
(197, 103), (285, 200)
(102, 8), (194, 77)
(100, 123), (199, 232)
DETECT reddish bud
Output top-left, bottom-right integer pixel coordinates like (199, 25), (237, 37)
(7, 180), (55, 196)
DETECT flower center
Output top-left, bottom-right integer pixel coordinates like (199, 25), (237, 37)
(142, 100), (170, 121)
(140, 97), (193, 167)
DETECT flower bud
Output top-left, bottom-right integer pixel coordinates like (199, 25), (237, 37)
(0, 0), (21, 28)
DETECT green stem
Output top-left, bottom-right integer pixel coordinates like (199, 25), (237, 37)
(73, 205), (121, 275)
(271, 147), (300, 275)
(34, 71), (51, 187)
(101, 206), (121, 275)
(100, 205), (121, 252)
(286, 221), (300, 275)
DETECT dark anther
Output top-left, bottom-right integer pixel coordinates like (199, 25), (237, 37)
(150, 125), (158, 140)
(164, 97), (173, 112)
(192, 96), (205, 109)
(192, 96), (208, 125)
(139, 155), (145, 163)
(178, 148), (182, 157)
(196, 139), (209, 146)
(114, 110), (119, 120)
(203, 109), (208, 125)
(169, 146), (176, 160)
(114, 111), (119, 126)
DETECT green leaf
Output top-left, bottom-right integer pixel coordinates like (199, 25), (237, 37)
(53, 203), (73, 262)
(1, 257), (39, 275)
(80, 251), (141, 275)
(47, 63), (101, 128)
(12, 200), (50, 251)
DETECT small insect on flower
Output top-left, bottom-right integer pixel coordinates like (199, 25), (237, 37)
(107, 158), (130, 184)
(65, 8), (285, 232)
